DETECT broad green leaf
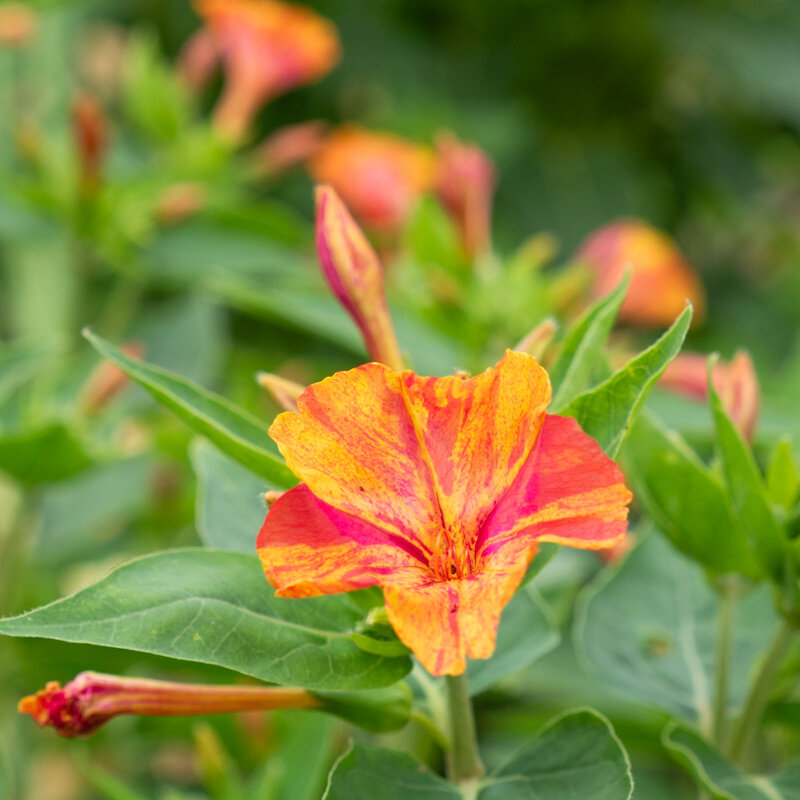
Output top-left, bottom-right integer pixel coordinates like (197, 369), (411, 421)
(480, 710), (633, 800)
(83, 330), (296, 488)
(622, 412), (762, 579)
(0, 549), (411, 691)
(576, 534), (778, 730)
(324, 746), (459, 800)
(663, 722), (800, 800)
(520, 542), (560, 587)
(563, 304), (692, 456)
(766, 438), (800, 513)
(467, 587), (559, 694)
(406, 195), (467, 275)
(191, 438), (270, 553)
(709, 371), (787, 583)
(0, 423), (92, 484)
(550, 274), (629, 409)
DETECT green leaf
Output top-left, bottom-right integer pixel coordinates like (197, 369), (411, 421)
(766, 438), (800, 513)
(467, 587), (559, 694)
(324, 746), (459, 800)
(663, 722), (800, 800)
(0, 338), (60, 405)
(709, 368), (787, 584)
(406, 195), (467, 275)
(480, 710), (633, 800)
(315, 684), (412, 733)
(550, 274), (629, 410)
(622, 412), (762, 579)
(191, 438), (271, 553)
(576, 534), (779, 730)
(0, 423), (92, 485)
(0, 549), (411, 691)
(562, 304), (692, 456)
(83, 329), (296, 488)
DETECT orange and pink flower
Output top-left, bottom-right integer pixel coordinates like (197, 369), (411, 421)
(308, 126), (435, 232)
(257, 351), (632, 675)
(578, 220), (706, 328)
(660, 350), (760, 441)
(186, 0), (340, 141)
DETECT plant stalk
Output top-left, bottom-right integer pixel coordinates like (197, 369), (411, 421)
(728, 617), (798, 765)
(711, 577), (738, 747)
(443, 673), (485, 783)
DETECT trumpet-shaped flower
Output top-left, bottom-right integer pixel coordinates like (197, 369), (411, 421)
(578, 220), (706, 328)
(309, 126), (435, 232)
(258, 351), (632, 675)
(191, 0), (340, 141)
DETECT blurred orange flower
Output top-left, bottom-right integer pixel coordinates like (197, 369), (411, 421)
(578, 220), (706, 328)
(434, 131), (496, 259)
(188, 0), (340, 141)
(258, 351), (632, 675)
(660, 350), (760, 441)
(0, 3), (36, 47)
(309, 126), (436, 232)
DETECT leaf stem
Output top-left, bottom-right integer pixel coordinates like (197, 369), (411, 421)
(728, 617), (798, 765)
(443, 673), (485, 783)
(711, 576), (738, 747)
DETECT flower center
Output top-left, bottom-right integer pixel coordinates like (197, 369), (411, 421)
(429, 528), (477, 582)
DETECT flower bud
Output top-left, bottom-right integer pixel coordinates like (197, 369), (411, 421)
(257, 372), (305, 412)
(19, 672), (320, 738)
(253, 120), (327, 178)
(315, 185), (404, 370)
(192, 0), (340, 142)
(660, 350), (760, 441)
(577, 220), (706, 328)
(434, 131), (496, 259)
(177, 29), (219, 92)
(71, 92), (109, 196)
(309, 126), (435, 232)
(0, 3), (36, 48)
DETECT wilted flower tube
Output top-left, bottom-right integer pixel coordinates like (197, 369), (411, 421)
(190, 0), (340, 141)
(309, 126), (435, 232)
(434, 131), (496, 260)
(315, 185), (404, 371)
(660, 350), (760, 441)
(19, 672), (320, 738)
(578, 220), (706, 328)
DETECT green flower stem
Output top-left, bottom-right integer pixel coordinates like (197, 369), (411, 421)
(728, 617), (798, 765)
(443, 673), (485, 783)
(711, 577), (738, 747)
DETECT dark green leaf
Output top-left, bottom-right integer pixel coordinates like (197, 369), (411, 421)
(663, 722), (800, 799)
(0, 423), (92, 484)
(576, 534), (778, 728)
(622, 412), (762, 579)
(0, 549), (411, 691)
(550, 274), (629, 410)
(191, 438), (270, 553)
(709, 369), (787, 583)
(563, 304), (692, 456)
(83, 330), (296, 488)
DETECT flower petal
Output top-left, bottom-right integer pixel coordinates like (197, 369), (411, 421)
(269, 363), (442, 554)
(383, 565), (527, 676)
(400, 350), (550, 536)
(257, 484), (427, 598)
(479, 414), (632, 559)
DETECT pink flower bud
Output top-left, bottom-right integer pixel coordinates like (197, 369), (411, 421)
(177, 28), (219, 91)
(434, 131), (496, 259)
(660, 350), (760, 441)
(315, 185), (404, 370)
(578, 220), (706, 328)
(19, 672), (319, 738)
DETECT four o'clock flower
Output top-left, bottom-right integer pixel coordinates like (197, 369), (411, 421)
(189, 0), (340, 141)
(257, 350), (632, 676)
(316, 185), (405, 371)
(434, 131), (496, 260)
(18, 672), (319, 738)
(309, 126), (435, 233)
(660, 350), (760, 441)
(577, 220), (706, 328)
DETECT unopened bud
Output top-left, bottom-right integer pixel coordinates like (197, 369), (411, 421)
(257, 372), (305, 412)
(177, 29), (219, 91)
(19, 672), (320, 738)
(315, 185), (404, 370)
(434, 131), (496, 260)
(577, 220), (706, 328)
(0, 3), (36, 48)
